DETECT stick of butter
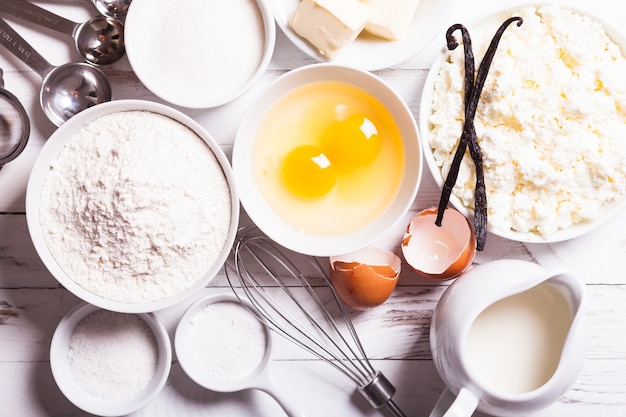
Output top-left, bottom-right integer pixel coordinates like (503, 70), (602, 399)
(361, 0), (421, 41)
(289, 0), (372, 58)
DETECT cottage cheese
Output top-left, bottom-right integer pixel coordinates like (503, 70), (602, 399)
(428, 5), (626, 236)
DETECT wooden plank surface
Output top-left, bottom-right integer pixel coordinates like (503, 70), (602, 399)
(1, 0), (626, 416)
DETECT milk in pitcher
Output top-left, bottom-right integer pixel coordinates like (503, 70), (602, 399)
(465, 283), (573, 395)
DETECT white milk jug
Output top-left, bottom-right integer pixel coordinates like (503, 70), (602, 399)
(429, 259), (587, 417)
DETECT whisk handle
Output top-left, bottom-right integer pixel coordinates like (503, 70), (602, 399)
(384, 399), (408, 417)
(358, 371), (407, 417)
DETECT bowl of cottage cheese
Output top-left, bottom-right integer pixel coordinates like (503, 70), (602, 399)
(26, 100), (239, 313)
(420, 4), (626, 243)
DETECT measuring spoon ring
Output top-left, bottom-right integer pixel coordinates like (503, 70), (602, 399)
(0, 0), (125, 66)
(0, 16), (112, 126)
(0, 68), (30, 169)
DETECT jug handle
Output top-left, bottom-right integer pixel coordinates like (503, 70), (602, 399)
(429, 387), (479, 417)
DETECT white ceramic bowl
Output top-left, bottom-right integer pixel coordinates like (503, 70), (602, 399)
(420, 4), (626, 243)
(50, 302), (172, 416)
(124, 0), (275, 108)
(26, 100), (239, 313)
(233, 64), (422, 256)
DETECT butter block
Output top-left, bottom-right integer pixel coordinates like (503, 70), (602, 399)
(361, 0), (421, 41)
(289, 0), (372, 58)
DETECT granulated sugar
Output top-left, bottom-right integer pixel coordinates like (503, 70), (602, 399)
(133, 0), (265, 105)
(39, 110), (232, 303)
(188, 301), (267, 380)
(68, 310), (158, 399)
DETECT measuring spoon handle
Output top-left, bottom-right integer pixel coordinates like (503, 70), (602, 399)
(254, 369), (307, 417)
(0, 16), (53, 78)
(0, 0), (77, 37)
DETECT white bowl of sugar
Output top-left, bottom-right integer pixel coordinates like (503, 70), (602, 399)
(50, 302), (172, 416)
(26, 100), (239, 313)
(124, 0), (276, 108)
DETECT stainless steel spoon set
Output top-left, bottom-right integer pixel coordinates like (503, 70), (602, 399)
(0, 0), (126, 128)
(0, 0), (125, 66)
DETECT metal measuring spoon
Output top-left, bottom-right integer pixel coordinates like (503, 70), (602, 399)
(92, 0), (132, 19)
(0, 16), (112, 127)
(0, 0), (125, 66)
(0, 68), (30, 169)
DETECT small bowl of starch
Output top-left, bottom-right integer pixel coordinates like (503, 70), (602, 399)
(50, 302), (172, 416)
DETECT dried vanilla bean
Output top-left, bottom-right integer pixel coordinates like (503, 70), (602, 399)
(435, 24), (475, 227)
(435, 17), (523, 251)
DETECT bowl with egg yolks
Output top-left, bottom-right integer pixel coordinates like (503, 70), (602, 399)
(233, 64), (421, 256)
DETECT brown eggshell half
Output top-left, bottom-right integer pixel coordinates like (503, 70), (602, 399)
(401, 207), (476, 280)
(329, 246), (401, 310)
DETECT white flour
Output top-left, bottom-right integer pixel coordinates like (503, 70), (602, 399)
(188, 301), (267, 380)
(40, 110), (232, 303)
(68, 310), (158, 399)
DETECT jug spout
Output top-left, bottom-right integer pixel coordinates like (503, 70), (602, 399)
(538, 268), (587, 398)
(441, 259), (584, 315)
(543, 268), (586, 319)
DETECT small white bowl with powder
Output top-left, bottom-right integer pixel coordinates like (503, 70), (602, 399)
(26, 99), (239, 313)
(124, 0), (276, 108)
(50, 302), (172, 416)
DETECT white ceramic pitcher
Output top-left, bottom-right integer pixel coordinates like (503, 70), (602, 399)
(429, 259), (587, 417)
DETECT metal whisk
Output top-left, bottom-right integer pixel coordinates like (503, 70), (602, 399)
(225, 226), (407, 417)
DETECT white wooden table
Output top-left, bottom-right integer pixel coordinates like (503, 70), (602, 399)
(1, 0), (625, 416)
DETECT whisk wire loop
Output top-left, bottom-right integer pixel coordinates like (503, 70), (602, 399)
(225, 226), (407, 417)
(262, 238), (377, 376)
(231, 236), (374, 385)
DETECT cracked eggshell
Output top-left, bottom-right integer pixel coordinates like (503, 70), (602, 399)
(329, 246), (401, 310)
(401, 207), (476, 280)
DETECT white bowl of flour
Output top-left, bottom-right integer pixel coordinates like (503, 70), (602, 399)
(420, 4), (626, 243)
(26, 100), (239, 313)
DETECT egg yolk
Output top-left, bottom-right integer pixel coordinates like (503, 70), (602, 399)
(322, 114), (382, 169)
(282, 145), (338, 199)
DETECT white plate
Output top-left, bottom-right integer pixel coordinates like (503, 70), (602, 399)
(270, 0), (457, 70)
(420, 3), (626, 243)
